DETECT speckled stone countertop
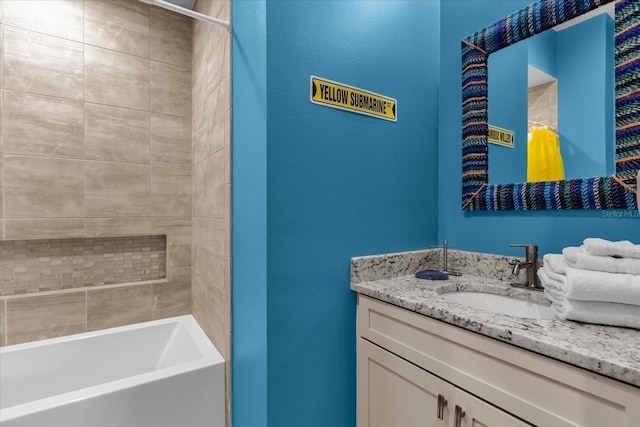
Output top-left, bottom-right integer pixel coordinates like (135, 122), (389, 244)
(351, 248), (640, 388)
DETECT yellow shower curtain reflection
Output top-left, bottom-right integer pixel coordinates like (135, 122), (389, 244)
(527, 127), (565, 182)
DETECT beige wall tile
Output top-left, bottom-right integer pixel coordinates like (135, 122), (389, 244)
(195, 0), (226, 19)
(206, 33), (228, 107)
(192, 104), (206, 165)
(5, 291), (86, 345)
(3, 90), (83, 158)
(3, 26), (83, 100)
(151, 166), (192, 217)
(192, 28), (225, 110)
(1, 87), (3, 144)
(191, 18), (206, 74)
(224, 255), (231, 294)
(191, 10), (232, 412)
(151, 217), (191, 268)
(4, 218), (84, 240)
(3, 0), (83, 42)
(223, 30), (231, 90)
(193, 216), (226, 286)
(193, 84), (225, 165)
(4, 156), (84, 217)
(85, 218), (151, 237)
(87, 284), (152, 331)
(150, 7), (191, 68)
(197, 252), (225, 292)
(84, 103), (150, 163)
(191, 267), (209, 338)
(225, 108), (231, 184)
(0, 156), (3, 222)
(150, 61), (191, 117)
(191, 20), (207, 107)
(528, 81), (558, 130)
(151, 113), (191, 167)
(0, 252), (9, 295)
(224, 183), (231, 257)
(210, 81), (227, 153)
(205, 278), (228, 358)
(84, 0), (150, 58)
(0, 299), (6, 347)
(193, 150), (225, 218)
(85, 45), (150, 111)
(85, 162), (150, 218)
(152, 267), (191, 319)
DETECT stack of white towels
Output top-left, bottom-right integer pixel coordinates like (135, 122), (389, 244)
(537, 238), (640, 329)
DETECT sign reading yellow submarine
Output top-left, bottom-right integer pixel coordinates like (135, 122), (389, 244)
(488, 125), (514, 148)
(310, 76), (397, 122)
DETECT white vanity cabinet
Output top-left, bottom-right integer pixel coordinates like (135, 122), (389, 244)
(357, 295), (640, 427)
(359, 338), (530, 427)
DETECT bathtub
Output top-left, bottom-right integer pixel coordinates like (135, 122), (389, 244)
(0, 315), (225, 427)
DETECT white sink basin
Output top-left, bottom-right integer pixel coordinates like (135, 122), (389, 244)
(440, 291), (556, 319)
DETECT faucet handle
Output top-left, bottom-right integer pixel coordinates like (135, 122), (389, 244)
(510, 244), (538, 259)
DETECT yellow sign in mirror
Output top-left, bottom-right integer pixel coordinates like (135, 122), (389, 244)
(488, 125), (514, 148)
(310, 76), (397, 122)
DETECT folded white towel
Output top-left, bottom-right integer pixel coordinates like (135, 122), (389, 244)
(583, 238), (640, 259)
(540, 271), (640, 328)
(563, 246), (640, 275)
(541, 254), (640, 305)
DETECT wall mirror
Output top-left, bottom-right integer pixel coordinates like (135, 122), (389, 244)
(461, 0), (639, 210)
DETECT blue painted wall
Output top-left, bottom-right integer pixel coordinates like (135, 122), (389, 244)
(439, 0), (638, 257)
(557, 13), (614, 178)
(233, 1), (440, 427)
(232, 1), (268, 426)
(528, 29), (558, 76)
(233, 2), (638, 426)
(488, 41), (528, 184)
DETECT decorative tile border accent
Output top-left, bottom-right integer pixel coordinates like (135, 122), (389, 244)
(0, 236), (166, 296)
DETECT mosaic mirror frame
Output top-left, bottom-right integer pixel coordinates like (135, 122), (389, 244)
(461, 0), (640, 210)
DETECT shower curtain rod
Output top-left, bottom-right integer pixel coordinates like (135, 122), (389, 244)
(140, 0), (230, 30)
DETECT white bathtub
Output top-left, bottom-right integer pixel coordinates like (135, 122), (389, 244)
(0, 315), (225, 427)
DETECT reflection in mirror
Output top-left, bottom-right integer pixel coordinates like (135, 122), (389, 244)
(488, 5), (615, 185)
(461, 0), (639, 211)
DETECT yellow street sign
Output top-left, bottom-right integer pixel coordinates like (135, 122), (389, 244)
(488, 125), (514, 148)
(310, 76), (397, 122)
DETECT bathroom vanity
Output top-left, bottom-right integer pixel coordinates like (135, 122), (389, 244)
(352, 249), (640, 427)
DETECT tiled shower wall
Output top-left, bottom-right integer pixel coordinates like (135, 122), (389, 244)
(528, 80), (558, 130)
(1, 236), (166, 294)
(191, 0), (232, 423)
(0, 0), (193, 346)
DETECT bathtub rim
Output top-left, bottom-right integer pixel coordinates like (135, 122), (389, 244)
(0, 314), (224, 423)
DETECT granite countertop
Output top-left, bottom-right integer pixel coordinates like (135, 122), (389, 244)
(350, 248), (640, 388)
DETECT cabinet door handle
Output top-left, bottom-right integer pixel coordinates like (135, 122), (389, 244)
(436, 394), (448, 420)
(454, 405), (466, 427)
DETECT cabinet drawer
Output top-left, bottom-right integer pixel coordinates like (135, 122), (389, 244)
(357, 295), (640, 427)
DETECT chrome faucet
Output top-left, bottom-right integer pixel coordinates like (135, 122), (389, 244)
(510, 244), (543, 290)
(442, 240), (462, 276)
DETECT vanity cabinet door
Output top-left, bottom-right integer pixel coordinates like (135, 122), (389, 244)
(358, 295), (640, 427)
(358, 338), (453, 427)
(453, 388), (533, 427)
